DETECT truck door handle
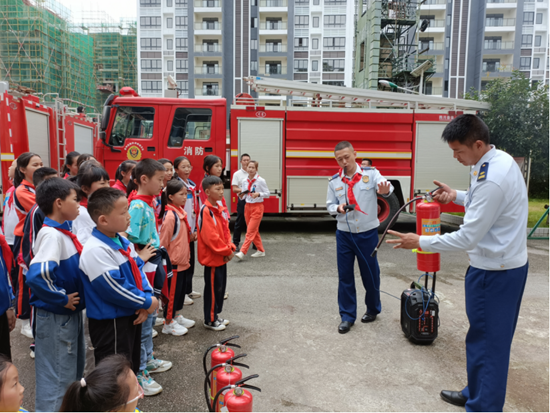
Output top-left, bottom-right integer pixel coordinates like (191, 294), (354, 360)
(147, 146), (155, 152)
(205, 147), (213, 152)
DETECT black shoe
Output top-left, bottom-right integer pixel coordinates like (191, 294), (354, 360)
(338, 321), (354, 334)
(440, 390), (467, 407)
(361, 313), (377, 323)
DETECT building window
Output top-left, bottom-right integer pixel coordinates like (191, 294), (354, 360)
(419, 37), (434, 50)
(424, 82), (432, 95)
(313, 0), (320, 4)
(250, 61), (258, 71)
(312, 60), (318, 71)
(141, 38), (162, 50)
(166, 17), (173, 28)
(295, 37), (309, 50)
(140, 0), (161, 6)
(535, 35), (542, 47)
(140, 16), (162, 28)
(445, 36), (450, 48)
(484, 36), (502, 49)
(167, 60), (173, 71)
(176, 38), (188, 50)
(251, 17), (258, 28)
(141, 81), (162, 92)
(323, 37), (345, 50)
(312, 38), (319, 49)
(176, 81), (188, 92)
(445, 58), (449, 70)
(167, 38), (173, 50)
(486, 14), (503, 26)
(446, 14), (451, 25)
(323, 81), (344, 86)
(141, 59), (162, 71)
(536, 13), (543, 24)
(176, 16), (187, 27)
(483, 59), (500, 72)
(175, 0), (187, 5)
(533, 57), (540, 69)
(523, 12), (535, 24)
(295, 16), (309, 28)
(325, 0), (346, 3)
(520, 57), (531, 70)
(295, 0), (309, 3)
(166, 0), (172, 6)
(359, 42), (365, 71)
(323, 59), (344, 72)
(251, 0), (257, 5)
(313, 17), (319, 27)
(324, 15), (346, 27)
(176, 59), (188, 72)
(265, 61), (283, 75)
(251, 39), (258, 49)
(294, 59), (308, 72)
(522, 35), (533, 46)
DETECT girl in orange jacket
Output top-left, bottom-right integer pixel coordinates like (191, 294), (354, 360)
(159, 179), (196, 336)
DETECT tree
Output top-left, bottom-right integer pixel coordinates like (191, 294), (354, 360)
(465, 71), (549, 197)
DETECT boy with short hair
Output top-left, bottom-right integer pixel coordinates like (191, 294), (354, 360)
(124, 158), (172, 396)
(25, 178), (86, 412)
(198, 176), (236, 331)
(79, 187), (158, 375)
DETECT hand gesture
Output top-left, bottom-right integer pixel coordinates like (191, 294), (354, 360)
(377, 181), (391, 195)
(64, 292), (80, 311)
(251, 193), (260, 199)
(7, 309), (16, 332)
(386, 230), (420, 250)
(337, 203), (348, 214)
(147, 297), (159, 314)
(224, 252), (235, 263)
(138, 242), (156, 262)
(191, 232), (197, 242)
(134, 309), (149, 325)
(432, 180), (457, 204)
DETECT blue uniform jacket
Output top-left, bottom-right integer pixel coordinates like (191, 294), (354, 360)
(0, 250), (14, 316)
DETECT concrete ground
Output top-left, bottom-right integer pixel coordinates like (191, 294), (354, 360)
(10, 215), (549, 412)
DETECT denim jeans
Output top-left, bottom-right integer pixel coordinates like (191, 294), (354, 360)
(35, 309), (85, 412)
(140, 311), (156, 371)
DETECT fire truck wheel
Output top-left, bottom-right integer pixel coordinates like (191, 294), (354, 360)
(377, 193), (399, 233)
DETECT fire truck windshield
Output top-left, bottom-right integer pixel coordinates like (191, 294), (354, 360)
(109, 106), (155, 146)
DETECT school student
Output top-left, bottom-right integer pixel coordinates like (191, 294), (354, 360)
(72, 164), (110, 245)
(197, 176), (236, 331)
(76, 153), (98, 169)
(112, 160), (137, 193)
(0, 354), (26, 412)
(0, 235), (14, 360)
(159, 179), (195, 336)
(235, 161), (268, 260)
(174, 156), (201, 305)
(59, 354), (144, 413)
(25, 178), (86, 412)
(124, 159), (172, 396)
(2, 159), (18, 254)
(157, 158), (174, 220)
(62, 151), (80, 179)
(12, 153), (43, 338)
(80, 187), (158, 376)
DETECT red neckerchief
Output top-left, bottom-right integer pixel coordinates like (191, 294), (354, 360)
(247, 175), (257, 192)
(113, 180), (126, 191)
(0, 234), (13, 274)
(63, 173), (70, 179)
(339, 165), (368, 216)
(129, 194), (155, 209)
(205, 200), (231, 242)
(80, 198), (88, 208)
(43, 224), (83, 255)
(127, 190), (137, 204)
(117, 247), (143, 291)
(166, 204), (192, 239)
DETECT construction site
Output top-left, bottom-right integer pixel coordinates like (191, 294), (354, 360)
(0, 0), (137, 113)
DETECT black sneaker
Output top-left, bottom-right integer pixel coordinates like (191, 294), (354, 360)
(203, 320), (226, 331)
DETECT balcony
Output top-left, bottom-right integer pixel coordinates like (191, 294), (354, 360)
(482, 63), (513, 72)
(422, 0), (446, 4)
(194, 43), (222, 52)
(424, 19), (446, 32)
(195, 66), (222, 75)
(195, 88), (221, 96)
(420, 0), (446, 10)
(259, 43), (287, 52)
(259, 0), (288, 6)
(194, 21), (221, 32)
(484, 41), (515, 50)
(259, 21), (287, 30)
(259, 66), (287, 75)
(194, 0), (220, 7)
(485, 18), (516, 27)
(419, 42), (445, 51)
(486, 0), (517, 8)
(424, 86), (444, 95)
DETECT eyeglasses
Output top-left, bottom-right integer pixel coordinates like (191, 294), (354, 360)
(125, 377), (144, 406)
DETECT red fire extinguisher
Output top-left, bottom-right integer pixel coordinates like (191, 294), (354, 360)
(205, 354), (249, 411)
(203, 336), (241, 379)
(213, 374), (261, 412)
(415, 198), (441, 272)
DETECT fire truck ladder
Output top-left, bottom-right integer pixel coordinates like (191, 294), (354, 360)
(55, 98), (66, 173)
(244, 77), (491, 112)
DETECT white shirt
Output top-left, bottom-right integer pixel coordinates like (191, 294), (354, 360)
(327, 164), (394, 233)
(232, 168), (248, 188)
(240, 174), (270, 204)
(419, 146), (528, 271)
(72, 205), (95, 245)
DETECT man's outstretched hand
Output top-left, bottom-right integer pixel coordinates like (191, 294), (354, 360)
(386, 230), (420, 250)
(432, 180), (457, 204)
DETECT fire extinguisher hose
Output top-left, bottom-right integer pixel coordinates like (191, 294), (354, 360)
(202, 335), (241, 375)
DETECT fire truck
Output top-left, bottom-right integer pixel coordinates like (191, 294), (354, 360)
(94, 77), (489, 230)
(0, 81), (99, 199)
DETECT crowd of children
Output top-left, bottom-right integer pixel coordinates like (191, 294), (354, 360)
(0, 151), (243, 411)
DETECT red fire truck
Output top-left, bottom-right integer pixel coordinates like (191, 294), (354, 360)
(94, 77), (489, 230)
(0, 81), (98, 198)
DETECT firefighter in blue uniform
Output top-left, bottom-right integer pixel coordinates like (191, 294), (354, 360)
(326, 141), (393, 334)
(388, 115), (529, 412)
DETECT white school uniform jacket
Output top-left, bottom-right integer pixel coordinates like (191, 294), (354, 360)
(241, 174), (270, 203)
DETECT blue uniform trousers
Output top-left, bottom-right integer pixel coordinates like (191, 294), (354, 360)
(336, 229), (381, 323)
(461, 263), (528, 412)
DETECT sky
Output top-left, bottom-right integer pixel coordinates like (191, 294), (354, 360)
(55, 0), (137, 23)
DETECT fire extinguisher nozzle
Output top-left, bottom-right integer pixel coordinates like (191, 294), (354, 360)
(370, 248), (378, 257)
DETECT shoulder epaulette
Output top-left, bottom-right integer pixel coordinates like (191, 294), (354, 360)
(477, 162), (489, 182)
(361, 166), (375, 171)
(328, 173), (339, 182)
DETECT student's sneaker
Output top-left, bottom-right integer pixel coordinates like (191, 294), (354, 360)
(137, 370), (163, 396)
(251, 250), (266, 258)
(204, 320), (226, 331)
(152, 329), (158, 338)
(189, 291), (202, 299)
(234, 252), (245, 261)
(224, 292), (228, 300)
(147, 356), (173, 373)
(217, 318), (230, 326)
(175, 315), (196, 329)
(154, 317), (165, 327)
(184, 295), (194, 306)
(29, 342), (35, 359)
(21, 323), (33, 339)
(162, 320), (188, 336)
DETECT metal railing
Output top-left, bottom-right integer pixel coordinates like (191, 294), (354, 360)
(259, 21), (287, 30)
(195, 88), (220, 96)
(259, 0), (288, 6)
(485, 18), (516, 26)
(259, 66), (287, 75)
(425, 86), (443, 95)
(425, 19), (446, 28)
(482, 63), (513, 72)
(484, 41), (515, 49)
(195, 66), (222, 74)
(422, 0), (446, 4)
(194, 0), (220, 6)
(194, 21), (221, 30)
(487, 0), (517, 3)
(259, 43), (287, 52)
(419, 42), (444, 50)
(194, 43), (222, 52)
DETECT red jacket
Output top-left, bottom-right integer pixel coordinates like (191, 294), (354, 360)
(197, 200), (235, 267)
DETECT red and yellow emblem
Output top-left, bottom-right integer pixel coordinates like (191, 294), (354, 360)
(127, 145), (142, 161)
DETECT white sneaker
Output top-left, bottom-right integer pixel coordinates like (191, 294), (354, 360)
(162, 320), (188, 336)
(234, 252), (245, 261)
(138, 370), (163, 396)
(152, 329), (158, 338)
(29, 350), (35, 359)
(175, 315), (195, 329)
(21, 323), (33, 339)
(154, 317), (164, 327)
(184, 295), (194, 306)
(189, 291), (202, 299)
(147, 356), (173, 373)
(251, 250), (265, 258)
(224, 292), (228, 300)
(204, 320), (226, 331)
(217, 318), (230, 326)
